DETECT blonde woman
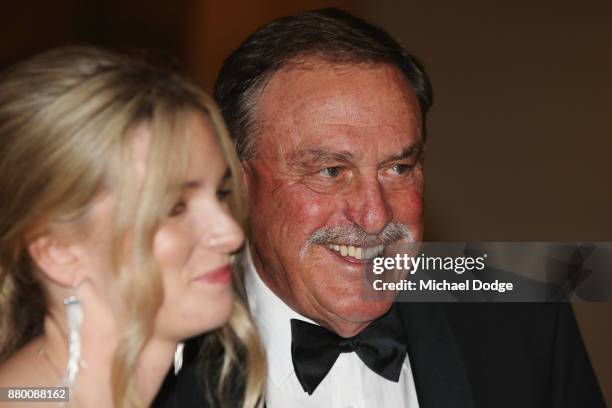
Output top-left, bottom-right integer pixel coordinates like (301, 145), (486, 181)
(0, 47), (265, 407)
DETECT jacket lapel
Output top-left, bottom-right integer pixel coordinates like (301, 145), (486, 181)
(397, 303), (475, 408)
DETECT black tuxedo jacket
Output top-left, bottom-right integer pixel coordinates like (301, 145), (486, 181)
(396, 302), (604, 407)
(153, 302), (605, 407)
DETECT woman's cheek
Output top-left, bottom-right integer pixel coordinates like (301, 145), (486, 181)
(153, 224), (190, 275)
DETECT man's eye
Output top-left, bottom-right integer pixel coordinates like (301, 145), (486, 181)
(319, 166), (342, 178)
(389, 163), (412, 175)
(169, 200), (186, 217)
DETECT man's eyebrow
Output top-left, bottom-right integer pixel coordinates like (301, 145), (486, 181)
(382, 142), (424, 163)
(292, 147), (355, 165)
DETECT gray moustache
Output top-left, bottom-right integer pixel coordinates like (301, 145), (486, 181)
(300, 222), (412, 259)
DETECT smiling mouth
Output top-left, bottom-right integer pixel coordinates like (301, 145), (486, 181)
(325, 244), (385, 261)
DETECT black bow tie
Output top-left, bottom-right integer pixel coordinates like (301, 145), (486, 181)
(290, 305), (407, 395)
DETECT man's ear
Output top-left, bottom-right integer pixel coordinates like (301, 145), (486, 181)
(27, 234), (82, 287)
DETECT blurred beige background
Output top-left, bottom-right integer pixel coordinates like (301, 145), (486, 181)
(1, 0), (610, 403)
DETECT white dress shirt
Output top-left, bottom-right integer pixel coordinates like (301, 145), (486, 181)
(243, 246), (420, 408)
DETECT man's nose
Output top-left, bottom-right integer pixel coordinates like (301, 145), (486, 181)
(345, 177), (392, 235)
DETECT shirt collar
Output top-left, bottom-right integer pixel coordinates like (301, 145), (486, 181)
(243, 243), (316, 389)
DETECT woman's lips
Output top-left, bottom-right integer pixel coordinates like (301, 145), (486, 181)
(192, 264), (232, 284)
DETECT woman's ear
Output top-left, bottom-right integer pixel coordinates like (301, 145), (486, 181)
(27, 233), (83, 287)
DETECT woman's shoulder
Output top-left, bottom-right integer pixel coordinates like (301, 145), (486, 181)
(0, 337), (53, 387)
(0, 338), (65, 408)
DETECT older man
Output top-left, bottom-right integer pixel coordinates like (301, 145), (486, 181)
(155, 8), (604, 408)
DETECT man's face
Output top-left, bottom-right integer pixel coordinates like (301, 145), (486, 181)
(245, 60), (424, 336)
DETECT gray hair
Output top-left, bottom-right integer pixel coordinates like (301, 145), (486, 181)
(213, 8), (433, 161)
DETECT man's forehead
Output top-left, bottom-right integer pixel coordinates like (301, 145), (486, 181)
(257, 65), (420, 149)
(258, 59), (420, 124)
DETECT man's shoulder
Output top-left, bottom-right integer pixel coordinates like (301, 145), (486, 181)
(397, 301), (567, 333)
(395, 302), (605, 407)
(396, 301), (578, 357)
(442, 302), (564, 337)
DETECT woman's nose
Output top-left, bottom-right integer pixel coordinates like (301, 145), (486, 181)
(203, 205), (245, 253)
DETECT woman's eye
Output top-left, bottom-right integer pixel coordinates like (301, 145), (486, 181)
(217, 188), (232, 202)
(319, 166), (342, 178)
(169, 200), (187, 217)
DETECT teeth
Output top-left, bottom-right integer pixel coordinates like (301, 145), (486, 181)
(326, 244), (385, 260)
(355, 247), (362, 259)
(365, 247), (375, 259)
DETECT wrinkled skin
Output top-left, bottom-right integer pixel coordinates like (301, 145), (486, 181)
(245, 59), (424, 337)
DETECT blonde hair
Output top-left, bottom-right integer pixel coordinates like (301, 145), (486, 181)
(0, 47), (264, 407)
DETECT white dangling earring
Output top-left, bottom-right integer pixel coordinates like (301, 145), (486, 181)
(173, 342), (185, 375)
(60, 294), (83, 386)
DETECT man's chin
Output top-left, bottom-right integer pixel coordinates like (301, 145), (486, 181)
(321, 298), (394, 336)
